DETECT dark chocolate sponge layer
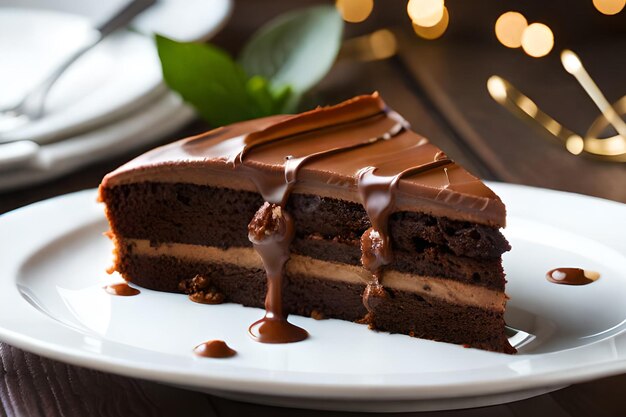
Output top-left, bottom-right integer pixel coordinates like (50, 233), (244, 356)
(116, 250), (513, 353)
(101, 183), (509, 259)
(370, 290), (515, 354)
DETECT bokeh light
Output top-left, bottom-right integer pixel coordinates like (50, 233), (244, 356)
(407, 0), (445, 27)
(487, 76), (507, 102)
(335, 0), (374, 23)
(412, 6), (449, 40)
(369, 29), (397, 60)
(566, 135), (585, 155)
(495, 12), (528, 48)
(592, 0), (625, 15)
(521, 23), (554, 58)
(561, 50), (582, 74)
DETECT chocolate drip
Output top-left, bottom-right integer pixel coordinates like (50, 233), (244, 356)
(104, 283), (140, 296)
(546, 268), (600, 286)
(358, 157), (453, 314)
(240, 106), (409, 344)
(243, 113), (452, 324)
(247, 202), (307, 343)
(193, 340), (236, 358)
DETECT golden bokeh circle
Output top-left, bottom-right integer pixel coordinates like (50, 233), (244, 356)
(369, 29), (397, 59)
(335, 0), (374, 23)
(495, 12), (528, 48)
(412, 6), (449, 40)
(592, 0), (625, 15)
(566, 135), (585, 155)
(521, 23), (554, 58)
(407, 0), (445, 28)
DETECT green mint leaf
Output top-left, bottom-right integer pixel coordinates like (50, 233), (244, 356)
(245, 75), (276, 116)
(245, 76), (294, 117)
(238, 5), (343, 112)
(156, 34), (262, 127)
(270, 84), (293, 114)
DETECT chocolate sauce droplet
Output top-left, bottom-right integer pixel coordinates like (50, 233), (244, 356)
(249, 314), (309, 344)
(546, 268), (599, 286)
(104, 283), (140, 296)
(362, 282), (388, 312)
(360, 227), (392, 274)
(193, 340), (236, 358)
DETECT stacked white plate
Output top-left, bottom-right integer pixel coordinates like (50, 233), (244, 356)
(0, 0), (232, 191)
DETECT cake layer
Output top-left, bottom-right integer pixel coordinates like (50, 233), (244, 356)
(101, 183), (510, 259)
(100, 94), (506, 227)
(115, 238), (507, 312)
(101, 183), (508, 290)
(113, 240), (512, 353)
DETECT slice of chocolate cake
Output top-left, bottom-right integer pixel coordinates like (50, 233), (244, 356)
(99, 93), (514, 353)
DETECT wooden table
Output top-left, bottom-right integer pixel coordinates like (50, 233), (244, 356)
(2, 1), (625, 415)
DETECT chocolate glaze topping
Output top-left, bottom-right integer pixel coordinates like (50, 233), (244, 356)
(193, 340), (237, 358)
(102, 94), (505, 227)
(547, 268), (600, 286)
(101, 93), (508, 343)
(104, 283), (140, 296)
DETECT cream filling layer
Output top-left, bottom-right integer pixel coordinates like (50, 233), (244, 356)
(123, 238), (506, 312)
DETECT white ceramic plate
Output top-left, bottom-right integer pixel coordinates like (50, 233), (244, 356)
(0, 183), (625, 412)
(0, 92), (194, 192)
(0, 0), (231, 143)
(0, 0), (230, 189)
(0, 8), (163, 143)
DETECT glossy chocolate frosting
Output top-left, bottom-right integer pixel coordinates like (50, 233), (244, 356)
(101, 94), (506, 228)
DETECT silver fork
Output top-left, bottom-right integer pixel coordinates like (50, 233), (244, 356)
(0, 0), (156, 133)
(506, 325), (536, 350)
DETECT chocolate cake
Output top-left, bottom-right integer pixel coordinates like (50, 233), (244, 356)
(99, 93), (514, 353)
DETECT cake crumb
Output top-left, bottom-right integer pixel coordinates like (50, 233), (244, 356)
(248, 202), (286, 242)
(356, 312), (373, 325)
(179, 275), (225, 305)
(189, 291), (225, 305)
(310, 310), (325, 320)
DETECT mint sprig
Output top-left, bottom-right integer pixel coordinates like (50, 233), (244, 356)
(239, 5), (343, 113)
(155, 5), (343, 127)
